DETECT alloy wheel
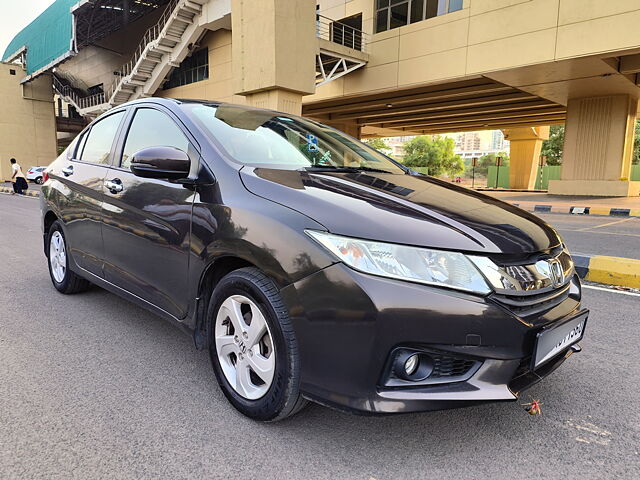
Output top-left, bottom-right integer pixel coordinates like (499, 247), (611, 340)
(214, 295), (276, 400)
(49, 231), (67, 283)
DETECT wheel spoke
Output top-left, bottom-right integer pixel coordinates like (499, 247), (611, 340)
(215, 334), (238, 361)
(248, 351), (275, 386)
(246, 305), (267, 347)
(221, 297), (246, 334)
(235, 361), (253, 398)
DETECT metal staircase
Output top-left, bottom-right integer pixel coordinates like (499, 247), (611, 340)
(53, 5), (367, 117)
(76, 0), (207, 116)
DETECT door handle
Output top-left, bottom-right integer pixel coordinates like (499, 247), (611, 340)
(62, 165), (74, 177)
(105, 178), (124, 194)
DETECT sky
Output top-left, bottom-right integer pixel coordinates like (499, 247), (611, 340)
(0, 0), (55, 56)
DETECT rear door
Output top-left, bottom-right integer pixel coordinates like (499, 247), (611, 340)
(57, 110), (126, 277)
(101, 106), (196, 319)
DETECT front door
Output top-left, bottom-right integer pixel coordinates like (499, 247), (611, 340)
(101, 106), (195, 319)
(59, 110), (126, 277)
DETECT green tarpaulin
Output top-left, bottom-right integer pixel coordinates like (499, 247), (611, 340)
(2, 0), (75, 76)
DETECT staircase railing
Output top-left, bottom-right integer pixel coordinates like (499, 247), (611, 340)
(52, 75), (105, 112)
(316, 14), (370, 54)
(81, 0), (181, 109)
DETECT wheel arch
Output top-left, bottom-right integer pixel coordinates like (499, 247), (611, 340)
(193, 254), (257, 350)
(43, 210), (59, 256)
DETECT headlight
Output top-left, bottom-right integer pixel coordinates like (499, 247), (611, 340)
(305, 230), (491, 295)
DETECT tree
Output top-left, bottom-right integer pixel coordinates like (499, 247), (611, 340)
(540, 125), (565, 165)
(402, 135), (464, 177)
(364, 137), (391, 155)
(470, 152), (510, 177)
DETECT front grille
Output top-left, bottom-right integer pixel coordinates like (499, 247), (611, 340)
(490, 281), (572, 317)
(429, 355), (477, 379)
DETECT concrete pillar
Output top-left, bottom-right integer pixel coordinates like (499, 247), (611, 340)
(327, 121), (361, 139)
(502, 126), (549, 190)
(549, 95), (640, 197)
(231, 0), (316, 115)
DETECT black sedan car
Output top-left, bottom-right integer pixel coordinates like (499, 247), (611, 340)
(41, 98), (587, 420)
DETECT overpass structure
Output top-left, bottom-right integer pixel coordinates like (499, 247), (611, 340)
(3, 0), (640, 196)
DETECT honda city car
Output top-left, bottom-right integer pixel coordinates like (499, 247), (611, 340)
(40, 98), (587, 420)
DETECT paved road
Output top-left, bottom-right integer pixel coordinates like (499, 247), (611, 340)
(536, 213), (640, 259)
(1, 194), (639, 480)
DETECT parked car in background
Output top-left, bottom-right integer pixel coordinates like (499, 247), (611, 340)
(27, 166), (47, 184)
(40, 98), (588, 421)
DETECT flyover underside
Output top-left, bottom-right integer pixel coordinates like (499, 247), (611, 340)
(302, 77), (566, 136)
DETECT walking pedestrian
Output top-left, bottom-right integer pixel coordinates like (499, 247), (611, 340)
(10, 158), (28, 195)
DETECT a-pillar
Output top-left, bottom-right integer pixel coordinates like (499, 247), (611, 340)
(231, 0), (316, 115)
(502, 126), (549, 190)
(549, 95), (639, 197)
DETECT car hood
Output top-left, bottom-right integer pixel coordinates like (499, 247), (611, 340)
(239, 168), (560, 255)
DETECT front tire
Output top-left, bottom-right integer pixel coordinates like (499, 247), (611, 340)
(47, 221), (91, 294)
(208, 267), (307, 421)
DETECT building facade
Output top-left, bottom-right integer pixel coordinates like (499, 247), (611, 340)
(3, 0), (640, 195)
(0, 62), (57, 181)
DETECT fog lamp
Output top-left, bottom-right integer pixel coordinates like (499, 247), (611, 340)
(404, 354), (419, 376)
(394, 350), (434, 381)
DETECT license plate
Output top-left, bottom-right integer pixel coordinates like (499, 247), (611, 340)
(532, 313), (587, 369)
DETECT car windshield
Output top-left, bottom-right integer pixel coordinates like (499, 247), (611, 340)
(183, 104), (404, 174)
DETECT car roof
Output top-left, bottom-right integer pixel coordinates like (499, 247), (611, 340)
(114, 97), (306, 121)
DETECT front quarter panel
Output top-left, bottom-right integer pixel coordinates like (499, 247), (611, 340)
(187, 165), (336, 328)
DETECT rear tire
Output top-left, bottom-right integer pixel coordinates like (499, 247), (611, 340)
(35, 177), (43, 185)
(208, 267), (307, 421)
(47, 220), (91, 294)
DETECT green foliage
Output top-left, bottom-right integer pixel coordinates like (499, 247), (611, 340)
(539, 122), (640, 165)
(634, 121), (640, 165)
(469, 152), (510, 177)
(402, 135), (464, 178)
(364, 137), (391, 154)
(541, 125), (565, 166)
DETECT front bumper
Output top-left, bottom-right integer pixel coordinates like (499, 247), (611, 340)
(281, 263), (586, 414)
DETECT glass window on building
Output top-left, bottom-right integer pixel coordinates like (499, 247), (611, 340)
(375, 0), (463, 33)
(164, 48), (209, 90)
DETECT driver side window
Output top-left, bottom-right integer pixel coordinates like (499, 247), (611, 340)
(121, 108), (190, 169)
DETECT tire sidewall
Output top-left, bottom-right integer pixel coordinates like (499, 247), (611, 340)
(207, 270), (297, 421)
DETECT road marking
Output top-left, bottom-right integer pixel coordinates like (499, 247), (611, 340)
(583, 285), (640, 297)
(576, 217), (637, 232)
(566, 420), (612, 446)
(556, 228), (640, 238)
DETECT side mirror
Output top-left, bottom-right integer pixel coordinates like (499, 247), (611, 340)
(130, 146), (190, 180)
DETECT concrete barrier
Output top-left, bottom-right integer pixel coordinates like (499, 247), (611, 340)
(0, 186), (39, 198)
(573, 254), (640, 289)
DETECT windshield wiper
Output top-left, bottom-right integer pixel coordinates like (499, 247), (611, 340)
(304, 165), (394, 174)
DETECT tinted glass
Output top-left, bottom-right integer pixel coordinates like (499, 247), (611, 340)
(185, 104), (404, 174)
(390, 3), (409, 29)
(121, 108), (190, 169)
(376, 9), (389, 32)
(410, 0), (424, 23)
(80, 111), (125, 165)
(426, 0), (438, 18)
(449, 0), (463, 12)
